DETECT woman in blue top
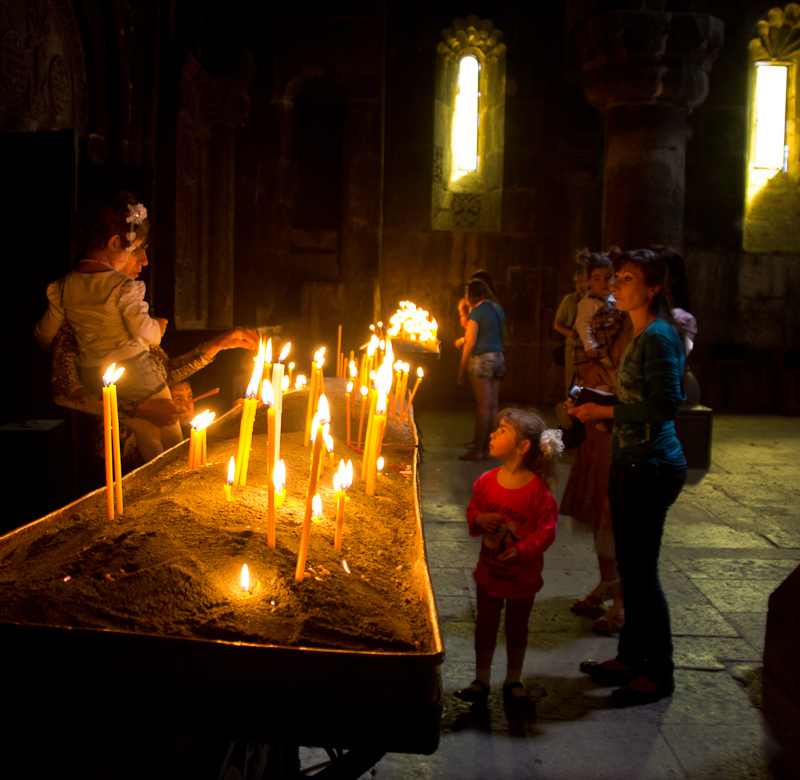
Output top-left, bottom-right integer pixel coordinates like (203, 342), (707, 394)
(458, 279), (506, 461)
(569, 249), (687, 705)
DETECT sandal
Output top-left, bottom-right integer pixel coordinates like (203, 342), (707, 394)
(454, 679), (490, 705)
(502, 682), (536, 714)
(570, 579), (619, 613)
(592, 598), (625, 633)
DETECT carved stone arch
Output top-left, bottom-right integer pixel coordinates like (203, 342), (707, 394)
(0, 0), (87, 132)
(751, 4), (800, 59)
(432, 16), (506, 233)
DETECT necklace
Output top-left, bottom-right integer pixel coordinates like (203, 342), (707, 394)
(79, 257), (116, 271)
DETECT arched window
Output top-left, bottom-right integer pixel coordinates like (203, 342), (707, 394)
(432, 17), (506, 232)
(451, 55), (480, 178)
(744, 6), (800, 252)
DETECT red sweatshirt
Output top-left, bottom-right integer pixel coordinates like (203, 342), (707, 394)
(466, 468), (558, 599)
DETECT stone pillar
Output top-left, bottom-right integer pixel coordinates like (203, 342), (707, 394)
(579, 10), (724, 251)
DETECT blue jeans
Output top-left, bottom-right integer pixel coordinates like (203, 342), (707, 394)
(608, 460), (686, 684)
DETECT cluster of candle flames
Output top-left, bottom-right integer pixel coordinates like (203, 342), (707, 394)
(100, 302), (433, 597)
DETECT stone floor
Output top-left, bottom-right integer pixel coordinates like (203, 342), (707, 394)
(337, 406), (800, 780)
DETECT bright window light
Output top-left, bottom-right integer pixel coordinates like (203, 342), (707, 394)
(753, 62), (789, 170)
(451, 55), (480, 178)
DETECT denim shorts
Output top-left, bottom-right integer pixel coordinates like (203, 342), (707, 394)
(468, 351), (505, 380)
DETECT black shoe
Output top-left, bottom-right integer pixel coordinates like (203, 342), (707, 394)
(579, 659), (639, 685)
(454, 679), (490, 705)
(611, 678), (674, 706)
(502, 682), (537, 714)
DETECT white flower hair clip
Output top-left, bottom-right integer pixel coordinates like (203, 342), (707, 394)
(124, 203), (148, 251)
(539, 428), (564, 460)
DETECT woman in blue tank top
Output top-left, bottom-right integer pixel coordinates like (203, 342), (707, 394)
(458, 279), (506, 461)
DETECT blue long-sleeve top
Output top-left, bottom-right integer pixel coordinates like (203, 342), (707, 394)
(612, 318), (686, 466)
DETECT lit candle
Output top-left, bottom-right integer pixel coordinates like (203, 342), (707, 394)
(402, 367), (424, 423)
(235, 339), (266, 485)
(241, 563), (250, 595)
(377, 456), (385, 476)
(295, 374), (306, 391)
(273, 459), (286, 507)
(333, 459), (353, 551)
(271, 341), (291, 473)
(360, 385), (379, 482)
(337, 324), (342, 378)
(345, 381), (353, 447)
(357, 386), (368, 450)
(224, 456), (234, 501)
(262, 381), (277, 548)
(102, 364), (125, 519)
(189, 409), (215, 469)
(303, 353), (319, 447)
(365, 391), (387, 496)
(396, 362), (410, 417)
(296, 394), (330, 581)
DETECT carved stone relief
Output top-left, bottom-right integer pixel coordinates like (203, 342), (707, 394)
(0, 0), (86, 132)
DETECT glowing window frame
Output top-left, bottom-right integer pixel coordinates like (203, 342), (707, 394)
(451, 54), (481, 179)
(752, 60), (790, 171)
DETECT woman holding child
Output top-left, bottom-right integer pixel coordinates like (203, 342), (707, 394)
(35, 192), (258, 466)
(572, 249), (687, 705)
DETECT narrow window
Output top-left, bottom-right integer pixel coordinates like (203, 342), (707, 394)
(753, 61), (789, 171)
(451, 55), (480, 179)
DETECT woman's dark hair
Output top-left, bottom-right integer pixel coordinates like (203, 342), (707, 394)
(469, 269), (495, 296)
(651, 245), (692, 313)
(74, 191), (150, 257)
(613, 248), (677, 328)
(467, 279), (493, 304)
(583, 252), (612, 275)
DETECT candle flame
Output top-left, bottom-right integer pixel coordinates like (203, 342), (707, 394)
(295, 375), (307, 390)
(337, 459), (354, 491)
(342, 559), (351, 574)
(360, 386), (368, 397)
(325, 434), (334, 454)
(346, 381), (353, 394)
(418, 367), (424, 379)
(315, 357), (325, 371)
(241, 563), (250, 592)
(345, 459), (353, 488)
(102, 363), (126, 386)
(333, 471), (342, 492)
(386, 301), (438, 344)
(312, 493), (322, 519)
(349, 361), (357, 378)
(261, 379), (275, 408)
(279, 342), (291, 362)
(289, 362), (296, 370)
(190, 409), (215, 431)
(377, 456), (384, 474)
(227, 456), (235, 485)
(273, 459), (285, 491)
(266, 338), (273, 365)
(317, 394), (330, 423)
(282, 375), (290, 392)
(246, 340), (267, 398)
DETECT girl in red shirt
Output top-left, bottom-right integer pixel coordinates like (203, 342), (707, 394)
(455, 408), (562, 711)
